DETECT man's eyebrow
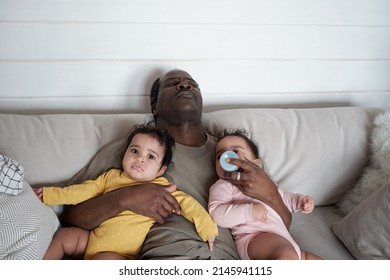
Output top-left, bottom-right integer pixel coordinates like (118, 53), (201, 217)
(164, 77), (197, 83)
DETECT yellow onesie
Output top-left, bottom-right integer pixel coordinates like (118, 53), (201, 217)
(43, 169), (218, 259)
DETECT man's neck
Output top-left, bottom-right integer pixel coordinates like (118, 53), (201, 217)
(158, 121), (207, 147)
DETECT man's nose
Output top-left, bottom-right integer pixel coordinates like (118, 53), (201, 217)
(177, 81), (192, 90)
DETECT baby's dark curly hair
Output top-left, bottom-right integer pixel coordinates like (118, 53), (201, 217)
(126, 122), (175, 168)
(214, 128), (259, 158)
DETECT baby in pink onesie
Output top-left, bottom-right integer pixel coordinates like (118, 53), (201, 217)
(208, 129), (322, 260)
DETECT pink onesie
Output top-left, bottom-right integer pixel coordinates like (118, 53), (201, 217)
(208, 179), (306, 260)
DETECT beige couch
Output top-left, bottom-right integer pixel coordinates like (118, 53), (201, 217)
(0, 106), (387, 259)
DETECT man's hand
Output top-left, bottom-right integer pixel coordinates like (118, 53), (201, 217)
(62, 183), (181, 229)
(221, 157), (278, 203)
(221, 157), (292, 228)
(118, 184), (181, 224)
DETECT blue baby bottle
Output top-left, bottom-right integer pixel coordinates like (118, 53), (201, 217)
(220, 151), (239, 172)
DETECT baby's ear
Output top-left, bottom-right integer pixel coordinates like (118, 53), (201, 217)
(158, 165), (167, 176)
(253, 158), (263, 169)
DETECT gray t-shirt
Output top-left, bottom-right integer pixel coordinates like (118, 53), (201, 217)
(140, 133), (239, 259)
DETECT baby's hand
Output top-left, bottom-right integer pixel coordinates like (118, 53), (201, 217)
(165, 184), (177, 193)
(33, 187), (43, 202)
(208, 236), (216, 251)
(301, 196), (315, 214)
(252, 203), (268, 222)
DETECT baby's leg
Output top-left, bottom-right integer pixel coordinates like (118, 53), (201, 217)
(90, 252), (128, 260)
(43, 227), (89, 260)
(247, 232), (300, 260)
(300, 250), (322, 260)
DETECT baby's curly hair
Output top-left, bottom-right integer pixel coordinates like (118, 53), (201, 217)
(214, 128), (259, 158)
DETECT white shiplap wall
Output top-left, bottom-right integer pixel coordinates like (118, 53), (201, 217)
(0, 0), (389, 114)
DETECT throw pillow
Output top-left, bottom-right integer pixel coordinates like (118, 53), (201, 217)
(331, 183), (390, 259)
(337, 109), (390, 216)
(0, 181), (60, 260)
(0, 155), (24, 196)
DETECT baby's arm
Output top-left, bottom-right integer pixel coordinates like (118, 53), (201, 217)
(252, 203), (268, 222)
(301, 195), (315, 214)
(173, 191), (218, 251)
(209, 180), (260, 228)
(281, 189), (315, 214)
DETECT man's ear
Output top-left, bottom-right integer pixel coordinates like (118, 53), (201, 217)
(151, 104), (157, 116)
(158, 165), (167, 176)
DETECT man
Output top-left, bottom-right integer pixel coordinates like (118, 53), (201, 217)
(62, 69), (291, 259)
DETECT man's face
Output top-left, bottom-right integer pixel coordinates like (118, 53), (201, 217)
(153, 70), (203, 123)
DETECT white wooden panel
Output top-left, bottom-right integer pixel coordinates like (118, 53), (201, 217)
(1, 61), (389, 97)
(204, 92), (390, 111)
(1, 23), (389, 60)
(0, 96), (149, 114)
(0, 62), (161, 97)
(1, 92), (389, 115)
(1, 0), (389, 25)
(0, 0), (389, 113)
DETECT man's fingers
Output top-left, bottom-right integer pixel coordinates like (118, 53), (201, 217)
(153, 194), (181, 221)
(226, 157), (250, 170)
(223, 170), (246, 184)
(151, 212), (165, 224)
(163, 185), (181, 213)
(163, 193), (181, 214)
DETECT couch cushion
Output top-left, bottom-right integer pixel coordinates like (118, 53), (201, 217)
(0, 107), (383, 260)
(332, 184), (390, 259)
(0, 114), (151, 186)
(203, 107), (381, 205)
(290, 206), (354, 260)
(0, 107), (381, 203)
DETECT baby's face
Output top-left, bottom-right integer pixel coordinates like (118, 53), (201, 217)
(215, 135), (257, 179)
(122, 133), (166, 182)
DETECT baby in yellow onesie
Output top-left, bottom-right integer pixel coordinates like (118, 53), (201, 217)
(34, 123), (218, 260)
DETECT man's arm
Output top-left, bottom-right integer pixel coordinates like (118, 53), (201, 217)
(61, 184), (180, 230)
(260, 183), (292, 228)
(221, 158), (292, 228)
